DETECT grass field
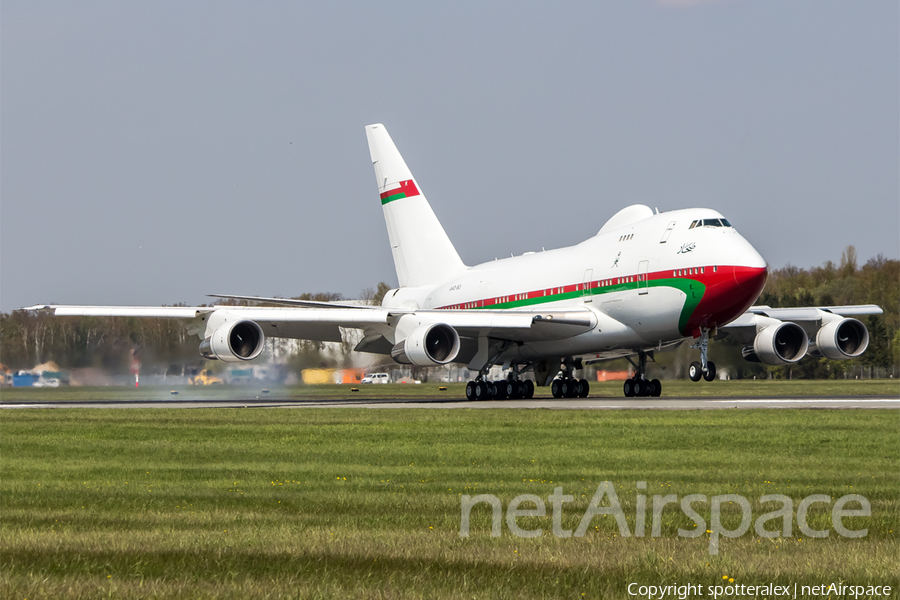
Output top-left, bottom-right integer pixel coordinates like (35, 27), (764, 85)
(1, 378), (898, 403)
(1, 407), (897, 599)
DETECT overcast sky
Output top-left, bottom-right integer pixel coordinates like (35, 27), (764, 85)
(2, 1), (897, 312)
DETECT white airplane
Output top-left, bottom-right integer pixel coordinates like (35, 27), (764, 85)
(25, 124), (882, 399)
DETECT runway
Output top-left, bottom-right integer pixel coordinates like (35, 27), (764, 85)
(2, 396), (898, 410)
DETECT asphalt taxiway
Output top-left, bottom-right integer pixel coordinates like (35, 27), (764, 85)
(1, 396), (897, 410)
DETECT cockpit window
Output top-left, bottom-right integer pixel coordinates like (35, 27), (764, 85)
(696, 218), (733, 228)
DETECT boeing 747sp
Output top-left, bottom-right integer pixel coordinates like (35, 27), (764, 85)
(25, 124), (882, 398)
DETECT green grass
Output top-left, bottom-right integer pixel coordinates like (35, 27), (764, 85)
(1, 378), (897, 403)
(1, 409), (898, 599)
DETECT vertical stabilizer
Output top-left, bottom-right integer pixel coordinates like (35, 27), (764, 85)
(365, 124), (466, 287)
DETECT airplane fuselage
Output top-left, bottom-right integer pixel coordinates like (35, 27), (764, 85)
(383, 206), (767, 362)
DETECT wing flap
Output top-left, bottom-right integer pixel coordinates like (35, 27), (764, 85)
(208, 294), (380, 310)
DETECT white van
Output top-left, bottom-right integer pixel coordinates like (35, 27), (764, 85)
(361, 373), (390, 384)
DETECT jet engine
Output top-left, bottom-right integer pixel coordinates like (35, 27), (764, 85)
(391, 323), (460, 366)
(199, 319), (265, 362)
(742, 321), (808, 365)
(812, 317), (869, 360)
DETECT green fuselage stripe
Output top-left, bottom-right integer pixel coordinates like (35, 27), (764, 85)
(456, 278), (705, 335)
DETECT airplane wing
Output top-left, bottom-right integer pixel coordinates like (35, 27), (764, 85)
(717, 304), (883, 363)
(748, 304), (883, 319)
(721, 304), (883, 333)
(22, 305), (214, 318)
(21, 304), (597, 362)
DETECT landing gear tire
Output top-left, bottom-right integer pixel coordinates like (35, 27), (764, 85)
(515, 381), (525, 399)
(523, 380), (535, 399)
(552, 378), (584, 399)
(636, 379), (650, 397)
(465, 381), (476, 401)
(624, 378), (636, 398)
(689, 361), (703, 382)
(493, 381), (507, 400)
(577, 378), (590, 398)
(650, 379), (662, 397)
(503, 379), (531, 400)
(551, 380), (563, 399)
(703, 362), (717, 382)
(474, 381), (489, 400)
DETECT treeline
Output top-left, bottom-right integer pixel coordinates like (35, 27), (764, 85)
(1, 254), (897, 378)
(0, 284), (391, 374)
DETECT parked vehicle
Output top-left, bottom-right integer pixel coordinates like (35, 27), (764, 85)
(33, 377), (60, 388)
(361, 373), (390, 384)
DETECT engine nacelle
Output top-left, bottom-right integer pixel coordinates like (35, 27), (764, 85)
(743, 321), (809, 365)
(813, 318), (869, 360)
(199, 319), (265, 362)
(390, 323), (460, 366)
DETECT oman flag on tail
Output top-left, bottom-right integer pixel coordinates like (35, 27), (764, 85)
(380, 179), (420, 205)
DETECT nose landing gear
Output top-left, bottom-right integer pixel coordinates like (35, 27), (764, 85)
(688, 328), (717, 383)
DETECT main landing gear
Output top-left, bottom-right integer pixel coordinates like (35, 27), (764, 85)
(550, 357), (590, 399)
(465, 364), (535, 401)
(688, 328), (717, 383)
(623, 350), (662, 397)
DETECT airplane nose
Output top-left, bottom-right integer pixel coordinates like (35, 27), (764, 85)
(733, 262), (768, 295)
(732, 249), (767, 294)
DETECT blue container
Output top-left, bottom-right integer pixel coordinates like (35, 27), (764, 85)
(12, 373), (39, 387)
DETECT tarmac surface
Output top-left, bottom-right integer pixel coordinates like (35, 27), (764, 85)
(2, 396), (898, 410)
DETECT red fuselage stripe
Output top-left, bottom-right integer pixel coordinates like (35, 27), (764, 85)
(435, 265), (768, 335)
